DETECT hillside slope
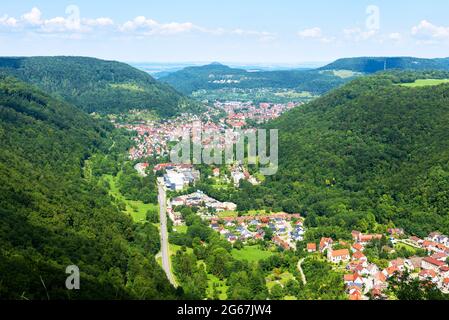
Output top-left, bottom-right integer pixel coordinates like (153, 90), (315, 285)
(0, 75), (175, 299)
(231, 71), (449, 238)
(320, 57), (449, 73)
(159, 63), (352, 95)
(0, 56), (195, 117)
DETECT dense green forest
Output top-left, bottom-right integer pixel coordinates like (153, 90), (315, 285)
(0, 75), (176, 299)
(220, 71), (449, 239)
(0, 56), (198, 117)
(320, 57), (449, 73)
(159, 63), (353, 95)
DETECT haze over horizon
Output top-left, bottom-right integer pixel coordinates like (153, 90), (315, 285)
(1, 0), (449, 63)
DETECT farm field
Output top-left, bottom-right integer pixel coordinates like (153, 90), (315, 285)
(398, 79), (449, 87)
(231, 245), (274, 262)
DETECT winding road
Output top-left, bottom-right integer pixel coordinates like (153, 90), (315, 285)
(297, 258), (307, 286)
(157, 178), (177, 287)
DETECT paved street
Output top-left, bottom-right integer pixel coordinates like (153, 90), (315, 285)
(157, 178), (177, 287)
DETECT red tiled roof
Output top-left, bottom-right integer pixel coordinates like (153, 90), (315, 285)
(385, 266), (399, 275)
(344, 274), (354, 282)
(332, 249), (350, 257)
(352, 251), (366, 260)
(423, 257), (445, 267)
(419, 269), (437, 278)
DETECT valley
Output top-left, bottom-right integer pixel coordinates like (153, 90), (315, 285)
(2, 56), (449, 301)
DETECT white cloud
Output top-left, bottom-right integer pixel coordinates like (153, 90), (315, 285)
(119, 16), (196, 35)
(0, 15), (18, 27)
(230, 29), (276, 41)
(1, 7), (275, 42)
(343, 27), (377, 41)
(411, 20), (449, 41)
(297, 27), (334, 43)
(41, 16), (85, 33)
(22, 7), (42, 26)
(83, 17), (114, 27)
(118, 16), (276, 41)
(298, 27), (322, 39)
(0, 7), (113, 36)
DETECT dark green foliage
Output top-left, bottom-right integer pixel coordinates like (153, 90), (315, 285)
(231, 71), (449, 236)
(298, 258), (346, 300)
(117, 163), (158, 203)
(388, 271), (449, 300)
(0, 56), (198, 117)
(0, 76), (176, 299)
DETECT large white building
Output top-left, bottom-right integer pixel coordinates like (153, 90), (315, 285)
(164, 170), (185, 191)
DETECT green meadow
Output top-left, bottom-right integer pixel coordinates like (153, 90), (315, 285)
(399, 79), (449, 87)
(231, 245), (274, 262)
(103, 174), (158, 223)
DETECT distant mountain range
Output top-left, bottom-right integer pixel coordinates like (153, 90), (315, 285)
(158, 62), (352, 96)
(0, 56), (198, 117)
(319, 57), (449, 73)
(158, 57), (449, 97)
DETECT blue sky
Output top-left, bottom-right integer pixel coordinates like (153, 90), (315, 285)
(1, 0), (448, 63)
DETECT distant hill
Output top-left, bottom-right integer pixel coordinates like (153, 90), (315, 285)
(320, 57), (449, 73)
(0, 56), (197, 117)
(159, 63), (353, 95)
(230, 70), (449, 238)
(0, 75), (176, 299)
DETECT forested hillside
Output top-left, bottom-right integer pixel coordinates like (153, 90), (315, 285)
(0, 75), (176, 299)
(0, 56), (196, 117)
(320, 57), (449, 73)
(159, 63), (352, 95)
(229, 71), (449, 239)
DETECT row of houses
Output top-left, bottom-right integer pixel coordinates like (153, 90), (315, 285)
(171, 190), (237, 212)
(208, 213), (304, 249)
(307, 230), (449, 299)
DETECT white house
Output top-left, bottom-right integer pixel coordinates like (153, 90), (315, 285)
(328, 249), (350, 264)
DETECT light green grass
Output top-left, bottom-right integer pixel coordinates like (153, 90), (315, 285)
(104, 174), (158, 223)
(206, 274), (229, 300)
(173, 225), (188, 234)
(231, 245), (274, 262)
(217, 211), (238, 218)
(394, 242), (417, 254)
(169, 243), (193, 257)
(110, 83), (145, 92)
(274, 90), (313, 98)
(266, 272), (295, 291)
(332, 70), (360, 79)
(398, 79), (449, 87)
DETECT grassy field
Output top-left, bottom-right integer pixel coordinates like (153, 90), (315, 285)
(103, 174), (158, 223)
(206, 273), (229, 300)
(331, 70), (360, 79)
(217, 211), (238, 218)
(394, 242), (418, 255)
(231, 245), (274, 262)
(399, 79), (449, 87)
(173, 225), (188, 234)
(266, 271), (296, 291)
